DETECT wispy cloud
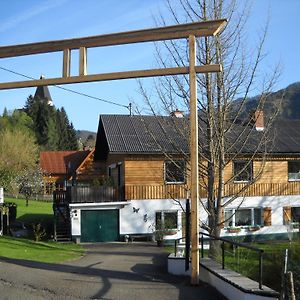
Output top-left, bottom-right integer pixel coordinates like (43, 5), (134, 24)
(0, 0), (68, 33)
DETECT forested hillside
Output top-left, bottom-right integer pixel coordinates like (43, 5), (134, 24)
(235, 82), (300, 120)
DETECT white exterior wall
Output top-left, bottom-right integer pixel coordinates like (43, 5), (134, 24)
(69, 195), (300, 239)
(200, 195), (300, 237)
(120, 199), (185, 240)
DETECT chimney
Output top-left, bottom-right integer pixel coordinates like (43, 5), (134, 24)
(170, 109), (184, 118)
(252, 110), (264, 131)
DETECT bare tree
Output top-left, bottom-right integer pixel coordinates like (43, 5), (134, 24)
(137, 0), (281, 247)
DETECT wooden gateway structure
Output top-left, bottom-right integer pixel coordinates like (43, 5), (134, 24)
(0, 19), (227, 284)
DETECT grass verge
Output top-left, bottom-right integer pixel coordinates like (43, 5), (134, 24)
(0, 236), (84, 263)
(2, 197), (84, 264)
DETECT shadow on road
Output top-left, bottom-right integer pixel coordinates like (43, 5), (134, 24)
(0, 243), (226, 300)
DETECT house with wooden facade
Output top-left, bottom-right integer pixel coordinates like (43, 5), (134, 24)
(57, 113), (300, 243)
(40, 149), (96, 194)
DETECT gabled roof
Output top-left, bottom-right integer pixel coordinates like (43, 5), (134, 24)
(40, 150), (91, 175)
(94, 114), (300, 158)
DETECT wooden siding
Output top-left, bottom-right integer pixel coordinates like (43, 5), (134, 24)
(124, 182), (300, 200)
(125, 160), (164, 185)
(223, 160), (288, 183)
(125, 184), (189, 200)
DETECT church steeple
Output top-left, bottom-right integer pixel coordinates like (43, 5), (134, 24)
(33, 75), (54, 106)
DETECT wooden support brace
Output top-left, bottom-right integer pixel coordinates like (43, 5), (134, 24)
(63, 49), (71, 77)
(79, 47), (87, 76)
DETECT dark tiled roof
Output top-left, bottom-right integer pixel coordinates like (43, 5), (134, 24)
(40, 151), (91, 175)
(97, 114), (300, 155)
(100, 115), (189, 154)
(271, 120), (300, 153)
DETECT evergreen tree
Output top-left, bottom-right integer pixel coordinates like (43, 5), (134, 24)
(2, 107), (8, 117)
(56, 107), (69, 150)
(23, 93), (77, 150)
(46, 115), (59, 150)
(34, 101), (52, 147)
(24, 95), (37, 119)
(67, 122), (78, 150)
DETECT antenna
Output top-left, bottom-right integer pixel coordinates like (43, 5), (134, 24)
(128, 103), (132, 116)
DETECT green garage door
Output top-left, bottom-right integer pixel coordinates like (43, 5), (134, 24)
(81, 210), (119, 242)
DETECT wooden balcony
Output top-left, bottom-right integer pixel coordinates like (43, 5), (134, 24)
(53, 182), (300, 204)
(53, 186), (124, 204)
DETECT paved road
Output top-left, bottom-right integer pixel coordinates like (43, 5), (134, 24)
(0, 242), (226, 300)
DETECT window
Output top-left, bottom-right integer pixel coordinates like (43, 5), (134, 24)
(224, 208), (262, 227)
(155, 211), (178, 230)
(164, 160), (185, 183)
(288, 161), (300, 181)
(292, 207), (300, 223)
(233, 160), (253, 182)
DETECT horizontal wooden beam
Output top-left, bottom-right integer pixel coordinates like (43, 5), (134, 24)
(0, 19), (227, 58)
(0, 65), (222, 90)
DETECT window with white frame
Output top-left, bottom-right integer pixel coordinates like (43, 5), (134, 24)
(155, 211), (178, 230)
(224, 208), (262, 227)
(233, 160), (253, 182)
(164, 160), (185, 183)
(288, 161), (300, 181)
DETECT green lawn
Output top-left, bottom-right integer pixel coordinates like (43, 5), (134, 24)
(1, 197), (84, 263)
(5, 197), (53, 224)
(219, 239), (300, 296)
(0, 236), (84, 263)
(166, 238), (300, 297)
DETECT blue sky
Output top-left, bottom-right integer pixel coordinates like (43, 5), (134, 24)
(0, 0), (299, 132)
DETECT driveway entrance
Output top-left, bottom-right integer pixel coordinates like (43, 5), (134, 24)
(0, 242), (226, 299)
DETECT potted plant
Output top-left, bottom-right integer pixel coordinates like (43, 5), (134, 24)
(153, 218), (178, 246)
(248, 225), (260, 232)
(227, 227), (241, 233)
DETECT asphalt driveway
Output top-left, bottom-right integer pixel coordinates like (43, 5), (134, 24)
(0, 242), (226, 300)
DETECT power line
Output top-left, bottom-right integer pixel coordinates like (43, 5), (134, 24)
(0, 66), (130, 110)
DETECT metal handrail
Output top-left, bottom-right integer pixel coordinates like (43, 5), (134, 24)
(199, 232), (264, 290)
(173, 232), (264, 290)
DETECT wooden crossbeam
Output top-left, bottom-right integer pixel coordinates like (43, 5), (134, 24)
(0, 19), (227, 58)
(0, 65), (222, 90)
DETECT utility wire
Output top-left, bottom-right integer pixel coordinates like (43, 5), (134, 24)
(0, 66), (130, 110)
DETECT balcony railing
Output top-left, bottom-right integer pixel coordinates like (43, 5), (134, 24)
(124, 181), (300, 200)
(70, 186), (124, 203)
(53, 186), (124, 204)
(53, 181), (300, 204)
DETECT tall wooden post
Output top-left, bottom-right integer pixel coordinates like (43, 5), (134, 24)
(189, 34), (199, 285)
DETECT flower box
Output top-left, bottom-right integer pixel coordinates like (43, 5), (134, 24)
(248, 226), (260, 232)
(227, 227), (241, 233)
